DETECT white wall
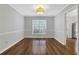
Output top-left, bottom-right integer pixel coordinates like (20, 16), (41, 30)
(55, 4), (78, 54)
(24, 16), (55, 38)
(55, 13), (66, 44)
(66, 16), (78, 54)
(0, 5), (24, 53)
(54, 5), (77, 45)
(66, 16), (77, 38)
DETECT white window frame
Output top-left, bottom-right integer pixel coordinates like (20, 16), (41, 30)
(32, 20), (47, 35)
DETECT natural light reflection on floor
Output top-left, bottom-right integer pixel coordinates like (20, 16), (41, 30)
(32, 39), (46, 55)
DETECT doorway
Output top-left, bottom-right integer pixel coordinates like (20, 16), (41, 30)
(65, 7), (78, 54)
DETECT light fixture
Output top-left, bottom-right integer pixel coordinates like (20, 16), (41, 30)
(36, 6), (45, 14)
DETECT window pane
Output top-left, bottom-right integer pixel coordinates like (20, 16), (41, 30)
(32, 20), (47, 34)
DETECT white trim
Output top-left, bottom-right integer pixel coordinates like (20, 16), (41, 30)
(56, 4), (70, 16)
(24, 36), (54, 38)
(54, 31), (66, 45)
(56, 4), (77, 16)
(0, 30), (23, 36)
(8, 4), (23, 16)
(0, 37), (24, 54)
(0, 30), (24, 54)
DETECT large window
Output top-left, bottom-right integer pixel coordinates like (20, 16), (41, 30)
(32, 20), (47, 34)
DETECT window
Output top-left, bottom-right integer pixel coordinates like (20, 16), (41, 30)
(32, 20), (47, 34)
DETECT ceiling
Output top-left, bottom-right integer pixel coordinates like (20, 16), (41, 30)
(9, 4), (69, 16)
(67, 8), (77, 17)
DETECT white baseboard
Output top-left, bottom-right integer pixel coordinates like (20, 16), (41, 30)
(0, 37), (24, 54)
(24, 36), (54, 38)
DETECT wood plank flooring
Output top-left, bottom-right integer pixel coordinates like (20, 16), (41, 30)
(1, 38), (76, 55)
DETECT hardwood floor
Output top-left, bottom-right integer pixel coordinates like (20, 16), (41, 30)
(65, 38), (77, 55)
(1, 38), (76, 55)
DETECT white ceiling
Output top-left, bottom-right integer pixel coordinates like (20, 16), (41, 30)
(9, 4), (69, 16)
(67, 8), (77, 17)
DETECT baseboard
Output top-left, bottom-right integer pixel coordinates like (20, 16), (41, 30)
(0, 37), (24, 54)
(54, 38), (65, 46)
(24, 36), (54, 38)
